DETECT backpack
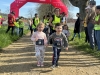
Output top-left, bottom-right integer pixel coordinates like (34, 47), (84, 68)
(8, 14), (14, 24)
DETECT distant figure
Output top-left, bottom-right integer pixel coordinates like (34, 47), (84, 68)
(6, 11), (15, 35)
(62, 24), (70, 39)
(19, 17), (24, 37)
(0, 15), (2, 28)
(94, 5), (100, 51)
(70, 13), (81, 41)
(83, 7), (90, 43)
(32, 13), (40, 33)
(86, 1), (96, 50)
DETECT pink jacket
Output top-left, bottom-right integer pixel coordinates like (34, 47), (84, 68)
(31, 31), (47, 45)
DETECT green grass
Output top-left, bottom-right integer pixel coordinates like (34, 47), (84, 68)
(0, 25), (29, 49)
(69, 29), (100, 58)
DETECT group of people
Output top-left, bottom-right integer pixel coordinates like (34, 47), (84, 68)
(6, 11), (24, 36)
(83, 1), (100, 51)
(30, 8), (69, 69)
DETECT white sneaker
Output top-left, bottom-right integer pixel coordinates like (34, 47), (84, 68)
(37, 62), (40, 67)
(41, 63), (44, 67)
(51, 65), (55, 70)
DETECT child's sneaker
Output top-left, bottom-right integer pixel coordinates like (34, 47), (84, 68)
(56, 65), (60, 68)
(51, 65), (55, 70)
(41, 62), (44, 67)
(37, 62), (40, 67)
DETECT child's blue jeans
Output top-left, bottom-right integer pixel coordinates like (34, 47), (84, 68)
(52, 47), (61, 66)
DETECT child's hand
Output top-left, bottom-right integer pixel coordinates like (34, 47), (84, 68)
(45, 44), (48, 47)
(65, 47), (68, 51)
(35, 38), (38, 41)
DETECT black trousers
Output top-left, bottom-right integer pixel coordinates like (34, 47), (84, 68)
(19, 28), (23, 37)
(84, 27), (89, 43)
(6, 26), (15, 35)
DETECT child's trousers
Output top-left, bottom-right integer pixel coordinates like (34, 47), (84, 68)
(35, 46), (45, 63)
(52, 47), (61, 66)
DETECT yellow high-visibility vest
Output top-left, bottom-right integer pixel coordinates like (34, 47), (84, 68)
(94, 15), (100, 30)
(32, 18), (40, 28)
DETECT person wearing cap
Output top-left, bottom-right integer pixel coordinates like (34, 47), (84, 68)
(86, 1), (96, 50)
(6, 11), (16, 35)
(94, 5), (100, 51)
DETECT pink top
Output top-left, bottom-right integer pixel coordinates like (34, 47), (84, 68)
(31, 31), (47, 45)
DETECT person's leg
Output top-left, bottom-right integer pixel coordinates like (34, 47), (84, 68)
(71, 33), (76, 41)
(78, 33), (80, 39)
(11, 26), (15, 35)
(40, 46), (45, 66)
(95, 30), (100, 50)
(16, 27), (19, 36)
(56, 48), (61, 67)
(52, 47), (57, 66)
(35, 46), (41, 66)
(87, 23), (95, 49)
(22, 28), (23, 36)
(86, 27), (90, 43)
(6, 26), (10, 33)
(84, 27), (87, 42)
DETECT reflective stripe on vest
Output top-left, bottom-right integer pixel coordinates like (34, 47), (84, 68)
(32, 18), (40, 28)
(94, 15), (100, 30)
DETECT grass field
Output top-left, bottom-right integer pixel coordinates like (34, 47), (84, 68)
(0, 25), (29, 49)
(69, 29), (100, 58)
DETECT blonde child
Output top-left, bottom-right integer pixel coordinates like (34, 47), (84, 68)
(31, 22), (47, 67)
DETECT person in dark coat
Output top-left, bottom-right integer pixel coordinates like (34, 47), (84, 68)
(70, 13), (81, 41)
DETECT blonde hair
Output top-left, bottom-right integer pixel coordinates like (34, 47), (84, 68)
(36, 21), (45, 28)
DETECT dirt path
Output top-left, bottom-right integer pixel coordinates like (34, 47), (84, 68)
(0, 33), (100, 75)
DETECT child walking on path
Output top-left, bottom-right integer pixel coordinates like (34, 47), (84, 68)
(47, 23), (68, 69)
(62, 24), (70, 40)
(31, 22), (47, 67)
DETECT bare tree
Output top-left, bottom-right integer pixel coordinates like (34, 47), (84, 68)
(69, 0), (89, 19)
(37, 0), (73, 19)
(4, 7), (10, 14)
(27, 8), (35, 18)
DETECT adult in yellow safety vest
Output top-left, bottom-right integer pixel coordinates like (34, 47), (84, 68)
(49, 8), (61, 35)
(19, 17), (24, 37)
(32, 13), (40, 33)
(14, 18), (20, 36)
(94, 5), (100, 51)
(43, 15), (49, 26)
